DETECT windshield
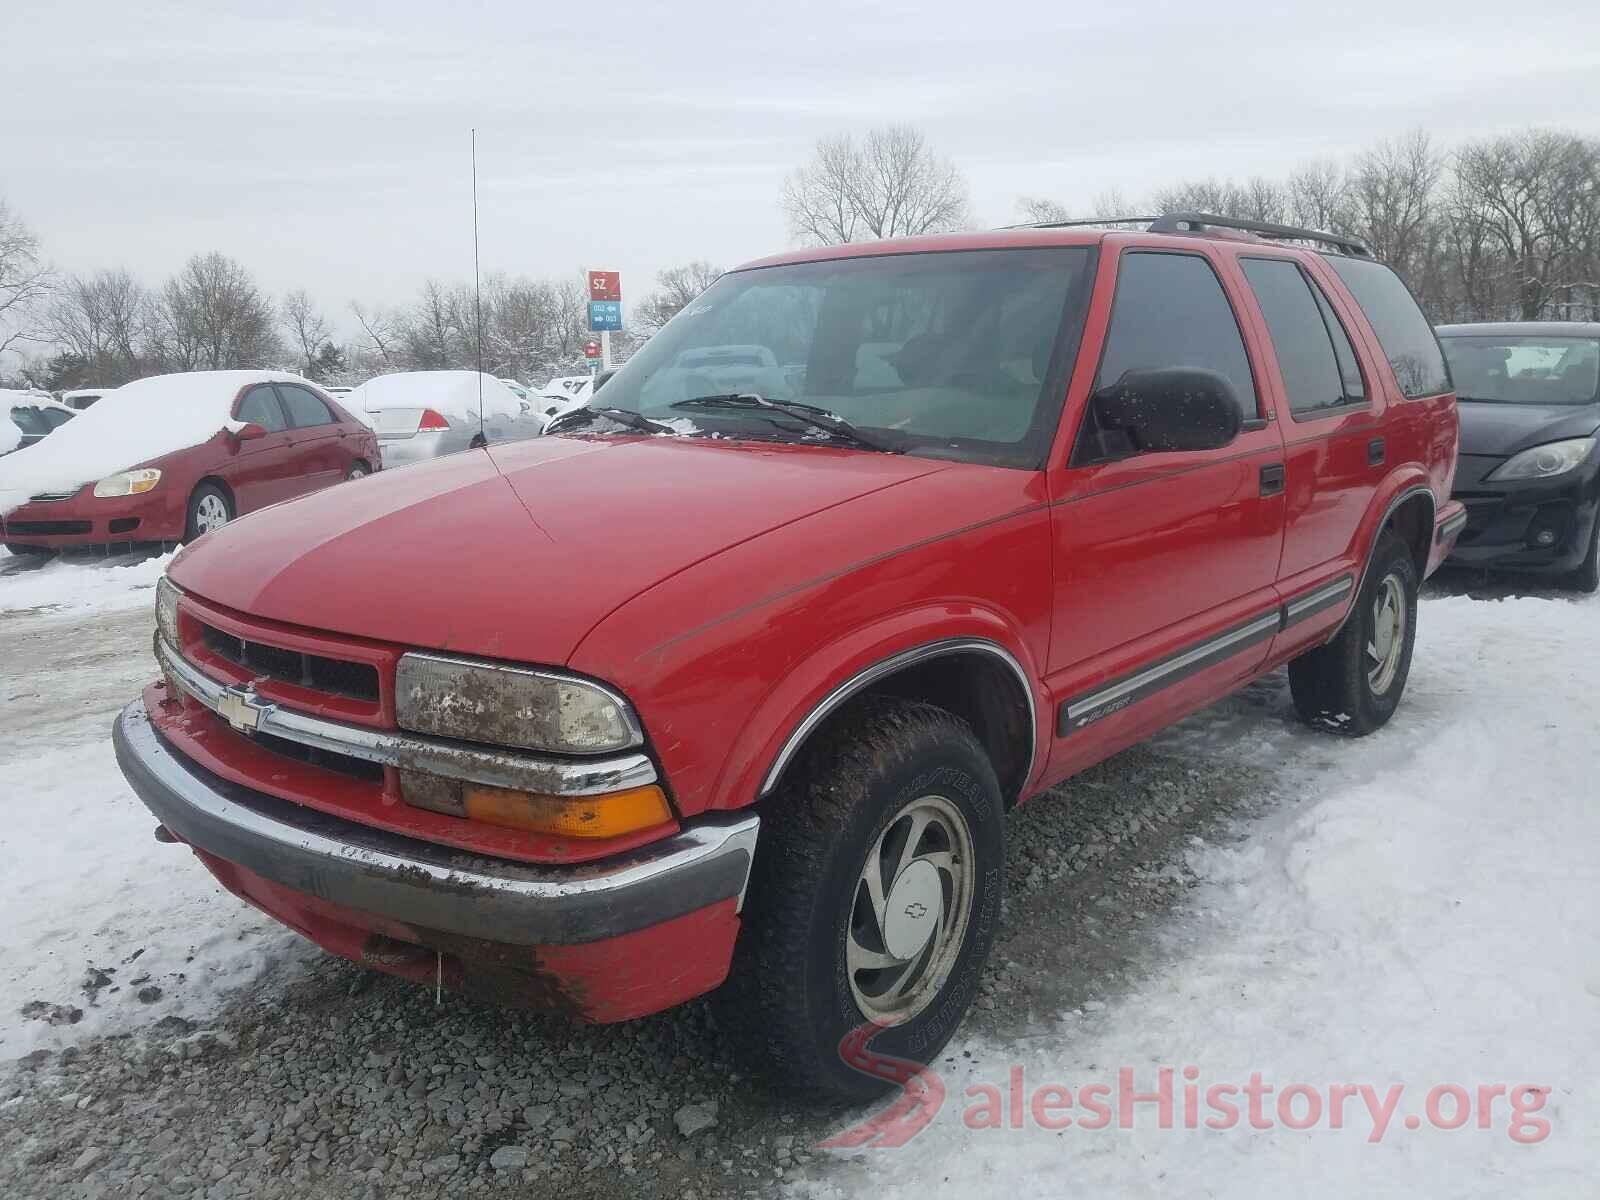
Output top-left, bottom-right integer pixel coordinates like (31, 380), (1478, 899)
(589, 247), (1095, 468)
(1438, 334), (1600, 406)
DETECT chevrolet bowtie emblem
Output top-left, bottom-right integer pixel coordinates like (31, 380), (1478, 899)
(903, 901), (929, 919)
(217, 684), (268, 734)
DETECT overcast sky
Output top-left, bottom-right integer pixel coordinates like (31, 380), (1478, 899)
(6, 0), (1599, 341)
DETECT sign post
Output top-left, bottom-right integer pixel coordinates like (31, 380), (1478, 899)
(587, 271), (622, 369)
(583, 339), (602, 375)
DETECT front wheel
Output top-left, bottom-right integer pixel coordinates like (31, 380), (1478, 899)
(1567, 513), (1599, 594)
(184, 483), (234, 542)
(718, 697), (1004, 1100)
(1288, 531), (1418, 736)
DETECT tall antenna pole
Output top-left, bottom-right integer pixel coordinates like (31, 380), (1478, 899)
(471, 128), (485, 442)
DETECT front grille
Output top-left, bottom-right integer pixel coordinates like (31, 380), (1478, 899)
(200, 623), (380, 702)
(4, 520), (91, 535)
(254, 730), (384, 783)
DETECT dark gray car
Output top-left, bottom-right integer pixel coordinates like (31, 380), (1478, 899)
(1436, 322), (1600, 591)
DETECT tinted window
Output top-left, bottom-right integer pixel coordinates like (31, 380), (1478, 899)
(1309, 278), (1366, 403)
(1242, 258), (1349, 416)
(237, 387), (287, 432)
(40, 407), (75, 429)
(1095, 252), (1259, 417)
(1324, 256), (1449, 398)
(1438, 335), (1600, 406)
(278, 384), (335, 428)
(587, 247), (1096, 469)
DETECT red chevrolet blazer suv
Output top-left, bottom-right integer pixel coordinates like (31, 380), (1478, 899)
(114, 215), (1465, 1098)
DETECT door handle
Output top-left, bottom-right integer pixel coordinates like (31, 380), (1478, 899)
(1259, 463), (1286, 497)
(1368, 437), (1385, 466)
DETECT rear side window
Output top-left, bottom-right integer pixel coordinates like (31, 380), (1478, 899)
(1241, 258), (1360, 416)
(237, 387), (287, 432)
(1095, 252), (1259, 417)
(10, 406), (49, 435)
(1324, 256), (1449, 398)
(278, 384), (335, 428)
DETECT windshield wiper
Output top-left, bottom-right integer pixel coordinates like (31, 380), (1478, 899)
(669, 393), (900, 453)
(544, 405), (678, 436)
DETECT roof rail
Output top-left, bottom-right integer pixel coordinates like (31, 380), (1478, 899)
(1004, 211), (1373, 258)
(1151, 212), (1372, 258)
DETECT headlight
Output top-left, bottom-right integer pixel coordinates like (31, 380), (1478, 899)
(395, 653), (642, 754)
(155, 575), (180, 647)
(93, 468), (162, 498)
(1487, 437), (1595, 482)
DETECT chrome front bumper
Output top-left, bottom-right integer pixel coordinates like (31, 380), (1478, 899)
(155, 635), (654, 796)
(113, 699), (760, 945)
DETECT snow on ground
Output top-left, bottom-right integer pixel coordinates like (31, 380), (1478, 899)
(804, 588), (1599, 1198)
(0, 604), (309, 1060)
(0, 548), (174, 617)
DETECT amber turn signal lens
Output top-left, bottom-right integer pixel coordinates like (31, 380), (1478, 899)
(462, 783), (672, 838)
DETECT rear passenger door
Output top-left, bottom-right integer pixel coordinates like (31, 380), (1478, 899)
(1045, 249), (1287, 772)
(226, 385), (297, 513)
(276, 383), (346, 495)
(1237, 254), (1377, 619)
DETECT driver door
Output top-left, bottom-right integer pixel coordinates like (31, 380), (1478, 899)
(1044, 248), (1287, 775)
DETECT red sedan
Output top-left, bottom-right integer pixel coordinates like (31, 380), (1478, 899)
(0, 371), (380, 554)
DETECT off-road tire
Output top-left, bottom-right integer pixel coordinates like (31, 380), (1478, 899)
(1289, 531), (1418, 736)
(716, 697), (1005, 1101)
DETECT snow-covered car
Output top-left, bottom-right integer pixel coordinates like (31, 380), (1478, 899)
(3, 392), (76, 456)
(346, 371), (544, 466)
(497, 378), (531, 401)
(62, 388), (110, 411)
(0, 371), (380, 554)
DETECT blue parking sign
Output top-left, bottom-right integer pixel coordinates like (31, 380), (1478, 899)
(588, 300), (622, 331)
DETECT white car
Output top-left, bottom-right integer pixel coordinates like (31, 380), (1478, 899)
(346, 371), (545, 466)
(3, 392), (76, 456)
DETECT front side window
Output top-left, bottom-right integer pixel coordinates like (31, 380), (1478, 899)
(1324, 256), (1450, 398)
(1438, 335), (1600, 406)
(237, 387), (287, 432)
(581, 247), (1096, 468)
(9, 406), (49, 435)
(277, 384), (335, 428)
(1093, 251), (1259, 416)
(41, 407), (75, 429)
(1241, 257), (1358, 416)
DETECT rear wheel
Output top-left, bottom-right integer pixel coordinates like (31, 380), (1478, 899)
(184, 483), (233, 542)
(1289, 531), (1418, 736)
(717, 697), (1004, 1100)
(345, 460), (370, 481)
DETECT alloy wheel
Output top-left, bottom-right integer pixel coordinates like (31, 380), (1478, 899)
(846, 794), (975, 1022)
(1366, 573), (1407, 694)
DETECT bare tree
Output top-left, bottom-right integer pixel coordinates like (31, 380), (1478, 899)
(1452, 130), (1600, 320)
(153, 252), (280, 371)
(1349, 130), (1441, 272)
(45, 268), (153, 385)
(350, 301), (402, 371)
(1287, 161), (1354, 232)
(281, 289), (333, 379)
(782, 126), (971, 246)
(634, 261), (723, 332)
(0, 199), (52, 358)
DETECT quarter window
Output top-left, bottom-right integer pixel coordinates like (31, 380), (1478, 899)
(277, 384), (335, 428)
(1324, 256), (1449, 398)
(237, 387), (287, 432)
(1241, 258), (1361, 416)
(1094, 252), (1259, 418)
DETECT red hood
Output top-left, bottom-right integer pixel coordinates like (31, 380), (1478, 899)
(168, 435), (948, 664)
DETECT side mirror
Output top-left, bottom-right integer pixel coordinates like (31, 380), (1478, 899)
(1090, 367), (1242, 456)
(233, 422), (268, 442)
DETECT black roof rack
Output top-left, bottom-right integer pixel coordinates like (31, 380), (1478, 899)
(1004, 211), (1372, 258)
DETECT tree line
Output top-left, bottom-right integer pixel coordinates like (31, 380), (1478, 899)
(0, 207), (719, 391)
(786, 125), (1600, 324)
